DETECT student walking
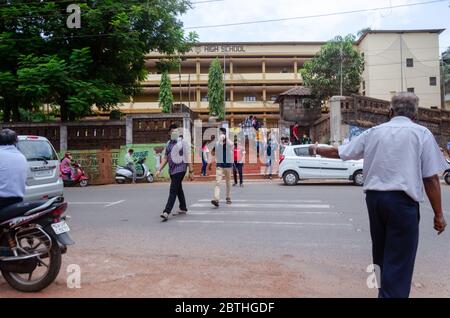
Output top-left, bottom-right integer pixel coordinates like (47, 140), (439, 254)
(233, 138), (245, 187)
(201, 141), (209, 176)
(211, 128), (234, 207)
(157, 124), (194, 221)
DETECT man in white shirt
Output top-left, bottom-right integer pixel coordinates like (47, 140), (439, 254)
(309, 92), (448, 298)
(0, 129), (28, 210)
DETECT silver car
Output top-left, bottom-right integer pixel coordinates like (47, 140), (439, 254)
(16, 136), (64, 201)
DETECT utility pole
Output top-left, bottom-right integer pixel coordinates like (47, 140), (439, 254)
(340, 45), (343, 96)
(223, 53), (226, 122)
(400, 34), (404, 91)
(179, 57), (182, 107)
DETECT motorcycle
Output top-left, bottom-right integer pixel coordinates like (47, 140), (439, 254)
(0, 196), (74, 292)
(61, 162), (89, 187)
(444, 159), (450, 185)
(115, 158), (154, 184)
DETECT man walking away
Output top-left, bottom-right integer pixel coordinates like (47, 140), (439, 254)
(201, 141), (210, 177)
(157, 124), (194, 221)
(125, 149), (137, 183)
(233, 137), (245, 187)
(211, 128), (234, 207)
(264, 134), (276, 179)
(0, 129), (28, 210)
(309, 92), (448, 298)
(292, 122), (300, 145)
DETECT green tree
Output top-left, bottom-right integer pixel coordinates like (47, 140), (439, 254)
(159, 71), (174, 113)
(443, 47), (450, 88)
(207, 58), (225, 120)
(300, 34), (365, 102)
(0, 0), (197, 122)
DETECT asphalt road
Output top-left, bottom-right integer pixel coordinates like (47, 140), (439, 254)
(1, 180), (449, 297)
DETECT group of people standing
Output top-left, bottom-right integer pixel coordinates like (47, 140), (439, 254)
(158, 123), (278, 221)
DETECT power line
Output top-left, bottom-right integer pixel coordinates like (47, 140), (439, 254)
(184, 0), (448, 29)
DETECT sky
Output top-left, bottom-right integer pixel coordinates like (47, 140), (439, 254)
(181, 0), (450, 53)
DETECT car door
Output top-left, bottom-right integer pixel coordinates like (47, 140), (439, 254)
(320, 157), (350, 179)
(293, 146), (321, 178)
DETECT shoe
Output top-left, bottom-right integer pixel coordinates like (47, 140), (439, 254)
(177, 210), (187, 215)
(226, 198), (232, 205)
(211, 200), (219, 207)
(160, 212), (170, 221)
(232, 183), (237, 187)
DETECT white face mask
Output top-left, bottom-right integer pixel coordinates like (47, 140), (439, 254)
(170, 132), (179, 141)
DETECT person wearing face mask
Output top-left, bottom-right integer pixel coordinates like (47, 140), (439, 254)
(211, 127), (234, 207)
(61, 152), (74, 181)
(157, 124), (194, 221)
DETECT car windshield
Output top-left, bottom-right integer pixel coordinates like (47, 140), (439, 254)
(17, 140), (58, 161)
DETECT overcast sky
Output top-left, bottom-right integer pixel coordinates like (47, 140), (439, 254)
(181, 0), (450, 53)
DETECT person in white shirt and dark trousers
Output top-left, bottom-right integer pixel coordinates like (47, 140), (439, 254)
(0, 129), (28, 210)
(310, 92), (448, 298)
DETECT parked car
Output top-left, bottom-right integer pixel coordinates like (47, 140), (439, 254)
(278, 144), (364, 186)
(16, 136), (64, 201)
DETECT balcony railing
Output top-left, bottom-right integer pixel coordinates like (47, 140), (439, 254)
(145, 72), (302, 84)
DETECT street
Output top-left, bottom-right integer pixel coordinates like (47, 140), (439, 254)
(1, 180), (449, 298)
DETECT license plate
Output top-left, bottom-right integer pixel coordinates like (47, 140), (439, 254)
(35, 170), (52, 177)
(51, 221), (70, 235)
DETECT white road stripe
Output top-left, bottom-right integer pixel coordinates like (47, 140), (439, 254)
(197, 199), (323, 203)
(187, 211), (339, 215)
(190, 203), (331, 209)
(69, 202), (112, 205)
(104, 200), (126, 208)
(176, 220), (352, 227)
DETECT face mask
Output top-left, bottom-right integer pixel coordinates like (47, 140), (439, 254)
(171, 132), (179, 141)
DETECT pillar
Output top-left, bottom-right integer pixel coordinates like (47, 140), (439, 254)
(125, 115), (133, 145)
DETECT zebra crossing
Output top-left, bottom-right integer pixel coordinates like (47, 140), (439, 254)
(172, 198), (356, 230)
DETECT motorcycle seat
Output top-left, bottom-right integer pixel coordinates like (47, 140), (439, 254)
(0, 200), (49, 223)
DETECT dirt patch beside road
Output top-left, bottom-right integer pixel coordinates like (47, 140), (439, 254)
(0, 249), (375, 298)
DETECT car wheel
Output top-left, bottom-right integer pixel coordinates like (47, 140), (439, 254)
(444, 173), (450, 185)
(353, 170), (364, 186)
(283, 171), (299, 186)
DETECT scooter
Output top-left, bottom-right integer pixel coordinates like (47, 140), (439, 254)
(115, 158), (154, 184)
(61, 163), (89, 187)
(0, 196), (74, 292)
(444, 159), (450, 185)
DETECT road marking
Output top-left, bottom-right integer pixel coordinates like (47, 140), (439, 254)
(69, 202), (112, 205)
(187, 210), (340, 215)
(190, 203), (331, 209)
(176, 220), (352, 227)
(104, 200), (126, 208)
(197, 199), (323, 203)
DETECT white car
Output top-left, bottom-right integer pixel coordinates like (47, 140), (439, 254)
(16, 135), (64, 201)
(278, 144), (364, 186)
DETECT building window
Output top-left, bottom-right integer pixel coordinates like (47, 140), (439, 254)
(407, 87), (415, 93)
(270, 95), (277, 101)
(430, 77), (437, 86)
(406, 58), (414, 67)
(201, 96), (208, 102)
(243, 96), (256, 102)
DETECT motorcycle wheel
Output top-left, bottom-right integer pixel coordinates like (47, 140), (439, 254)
(116, 178), (125, 184)
(146, 174), (154, 183)
(1, 236), (62, 293)
(79, 179), (88, 187)
(445, 173), (450, 185)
